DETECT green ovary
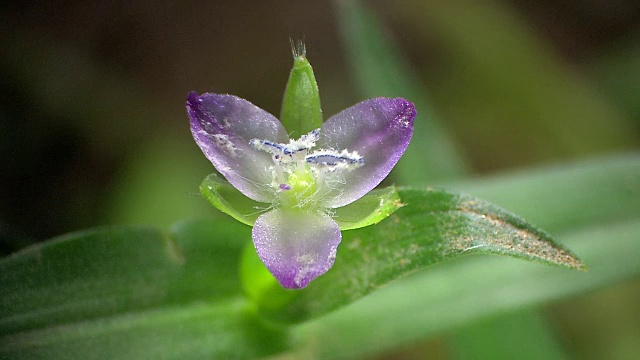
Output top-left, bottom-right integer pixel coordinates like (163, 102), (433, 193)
(279, 167), (319, 210)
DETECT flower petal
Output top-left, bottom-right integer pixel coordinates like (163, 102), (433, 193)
(187, 92), (289, 202)
(319, 97), (415, 207)
(252, 209), (342, 289)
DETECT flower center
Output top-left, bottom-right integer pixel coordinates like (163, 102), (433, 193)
(250, 129), (364, 210)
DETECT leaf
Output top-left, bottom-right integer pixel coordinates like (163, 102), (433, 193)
(450, 309), (569, 360)
(285, 153), (640, 358)
(293, 218), (640, 359)
(334, 0), (469, 183)
(255, 187), (585, 323)
(0, 299), (287, 360)
(258, 152), (640, 325)
(0, 221), (250, 334)
(0, 220), (290, 359)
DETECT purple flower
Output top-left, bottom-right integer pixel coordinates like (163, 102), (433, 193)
(187, 91), (415, 288)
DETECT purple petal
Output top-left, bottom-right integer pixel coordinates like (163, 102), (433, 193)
(319, 97), (415, 207)
(187, 92), (289, 202)
(252, 209), (342, 289)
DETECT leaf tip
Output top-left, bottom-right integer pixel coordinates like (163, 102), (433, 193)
(574, 260), (589, 272)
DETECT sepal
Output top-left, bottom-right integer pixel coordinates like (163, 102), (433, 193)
(200, 173), (270, 226)
(332, 185), (404, 230)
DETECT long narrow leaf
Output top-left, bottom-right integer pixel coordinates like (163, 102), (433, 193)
(0, 299), (287, 360)
(0, 221), (250, 335)
(257, 187), (585, 323)
(294, 219), (640, 358)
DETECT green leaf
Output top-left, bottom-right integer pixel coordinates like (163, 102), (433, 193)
(255, 152), (639, 325)
(0, 221), (289, 359)
(200, 173), (268, 226)
(333, 186), (403, 230)
(0, 221), (249, 333)
(256, 187), (585, 323)
(0, 299), (287, 360)
(450, 309), (569, 360)
(280, 40), (323, 138)
(286, 153), (640, 358)
(293, 218), (640, 359)
(335, 0), (469, 183)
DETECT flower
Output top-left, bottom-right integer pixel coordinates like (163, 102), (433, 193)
(187, 91), (415, 288)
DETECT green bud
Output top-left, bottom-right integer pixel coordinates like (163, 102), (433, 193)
(280, 40), (323, 137)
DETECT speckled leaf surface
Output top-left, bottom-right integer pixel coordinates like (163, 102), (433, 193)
(293, 218), (640, 359)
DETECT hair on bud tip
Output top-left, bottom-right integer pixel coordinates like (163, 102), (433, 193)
(290, 38), (306, 59)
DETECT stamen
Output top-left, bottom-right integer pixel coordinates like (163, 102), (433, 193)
(249, 129), (363, 209)
(305, 149), (364, 170)
(250, 139), (292, 155)
(249, 128), (320, 157)
(285, 128), (320, 153)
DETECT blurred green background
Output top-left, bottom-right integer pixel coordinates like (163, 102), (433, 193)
(1, 0), (639, 359)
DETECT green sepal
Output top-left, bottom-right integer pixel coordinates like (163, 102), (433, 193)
(199, 173), (268, 226)
(280, 40), (323, 137)
(332, 185), (404, 230)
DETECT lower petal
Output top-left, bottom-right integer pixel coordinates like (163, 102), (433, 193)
(252, 209), (342, 289)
